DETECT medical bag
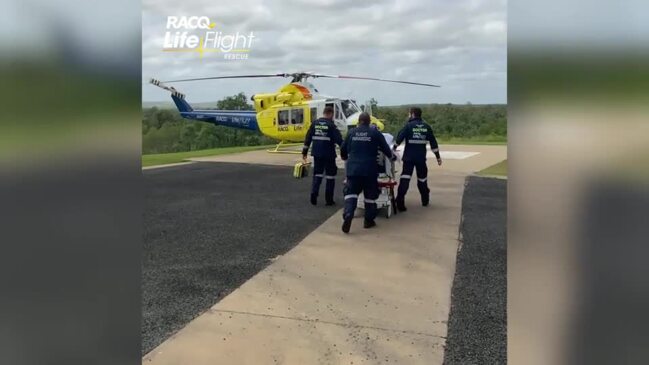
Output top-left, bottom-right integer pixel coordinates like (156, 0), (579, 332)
(293, 161), (310, 179)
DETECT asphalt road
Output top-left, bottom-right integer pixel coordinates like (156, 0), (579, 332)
(444, 176), (507, 364)
(143, 162), (341, 354)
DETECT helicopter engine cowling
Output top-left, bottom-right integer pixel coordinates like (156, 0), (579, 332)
(252, 93), (277, 111)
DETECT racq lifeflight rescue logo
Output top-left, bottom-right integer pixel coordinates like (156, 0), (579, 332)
(162, 16), (255, 59)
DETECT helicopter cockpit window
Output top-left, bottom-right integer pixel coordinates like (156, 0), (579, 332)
(291, 109), (304, 124)
(278, 110), (289, 125)
(341, 100), (360, 118)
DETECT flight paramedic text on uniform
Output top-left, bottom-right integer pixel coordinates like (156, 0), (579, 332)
(302, 106), (343, 206)
(393, 107), (442, 211)
(340, 112), (395, 234)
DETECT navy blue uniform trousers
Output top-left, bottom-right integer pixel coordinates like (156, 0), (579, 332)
(343, 175), (379, 221)
(397, 160), (429, 205)
(311, 157), (337, 203)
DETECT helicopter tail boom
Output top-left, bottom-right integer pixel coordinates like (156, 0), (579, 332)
(178, 109), (258, 131)
(150, 78), (259, 131)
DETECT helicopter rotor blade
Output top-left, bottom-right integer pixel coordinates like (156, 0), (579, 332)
(161, 74), (290, 83)
(308, 74), (440, 88)
(159, 72), (440, 87)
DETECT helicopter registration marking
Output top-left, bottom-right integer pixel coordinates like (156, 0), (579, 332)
(278, 125), (304, 132)
(213, 115), (252, 127)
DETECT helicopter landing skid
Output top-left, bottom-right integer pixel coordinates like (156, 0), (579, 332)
(267, 141), (303, 154)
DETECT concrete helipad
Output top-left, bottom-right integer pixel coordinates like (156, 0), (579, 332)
(189, 144), (506, 174)
(144, 144), (506, 364)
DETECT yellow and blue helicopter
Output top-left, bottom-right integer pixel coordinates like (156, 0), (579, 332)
(149, 72), (439, 152)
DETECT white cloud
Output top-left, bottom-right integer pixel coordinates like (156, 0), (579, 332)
(142, 0), (507, 104)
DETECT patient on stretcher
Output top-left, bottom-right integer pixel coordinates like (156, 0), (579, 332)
(377, 132), (396, 179)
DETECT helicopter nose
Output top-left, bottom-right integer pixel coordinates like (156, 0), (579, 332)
(347, 114), (359, 126)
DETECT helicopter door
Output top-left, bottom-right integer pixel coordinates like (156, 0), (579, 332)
(325, 102), (348, 134)
(276, 107), (307, 141)
(277, 109), (290, 132)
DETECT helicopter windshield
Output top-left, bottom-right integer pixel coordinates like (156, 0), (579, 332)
(340, 100), (361, 118)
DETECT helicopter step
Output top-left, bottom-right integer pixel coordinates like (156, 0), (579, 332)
(267, 141), (304, 154)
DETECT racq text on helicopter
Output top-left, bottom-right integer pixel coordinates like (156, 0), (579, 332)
(149, 72), (439, 152)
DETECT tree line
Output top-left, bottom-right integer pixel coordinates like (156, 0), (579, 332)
(370, 99), (506, 141)
(142, 93), (506, 154)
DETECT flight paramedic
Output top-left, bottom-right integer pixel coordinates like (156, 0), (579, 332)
(393, 107), (442, 211)
(340, 112), (395, 233)
(302, 106), (343, 206)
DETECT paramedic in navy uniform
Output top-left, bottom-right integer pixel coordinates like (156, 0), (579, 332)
(393, 107), (442, 211)
(340, 112), (395, 233)
(302, 106), (343, 206)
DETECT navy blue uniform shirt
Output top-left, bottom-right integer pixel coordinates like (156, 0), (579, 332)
(340, 125), (393, 177)
(395, 118), (439, 163)
(302, 117), (343, 159)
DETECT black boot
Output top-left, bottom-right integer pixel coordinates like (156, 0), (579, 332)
(363, 220), (376, 229)
(325, 200), (336, 206)
(310, 194), (317, 205)
(422, 196), (429, 207)
(342, 217), (352, 233)
(396, 196), (407, 212)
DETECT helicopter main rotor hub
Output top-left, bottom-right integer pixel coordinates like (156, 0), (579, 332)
(289, 73), (313, 83)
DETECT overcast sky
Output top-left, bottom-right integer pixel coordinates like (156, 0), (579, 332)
(142, 0), (507, 105)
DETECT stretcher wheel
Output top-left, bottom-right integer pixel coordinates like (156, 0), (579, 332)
(385, 203), (392, 218)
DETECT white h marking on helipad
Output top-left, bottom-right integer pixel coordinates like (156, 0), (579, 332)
(393, 146), (480, 160)
(439, 151), (480, 159)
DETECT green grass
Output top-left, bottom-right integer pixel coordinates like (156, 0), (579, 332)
(142, 144), (275, 167)
(478, 159), (508, 177)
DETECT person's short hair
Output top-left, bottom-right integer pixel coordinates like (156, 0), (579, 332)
(358, 112), (371, 125)
(409, 107), (422, 118)
(323, 106), (334, 116)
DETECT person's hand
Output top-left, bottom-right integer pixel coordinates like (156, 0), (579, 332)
(437, 157), (442, 166)
(392, 144), (398, 151)
(302, 155), (308, 164)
